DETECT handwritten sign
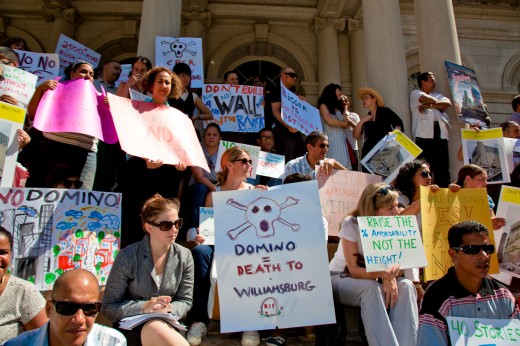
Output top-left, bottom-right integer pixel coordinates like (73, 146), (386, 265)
(115, 64), (132, 88)
(280, 84), (321, 135)
(0, 102), (26, 187)
(199, 207), (215, 245)
(421, 186), (498, 281)
(215, 140), (260, 179)
(202, 84), (264, 132)
(14, 49), (59, 86)
(33, 78), (118, 144)
(495, 186), (520, 280)
(256, 152), (285, 179)
(317, 168), (382, 236)
(357, 216), (427, 272)
(55, 34), (101, 76)
(447, 317), (520, 346)
(213, 181), (335, 332)
(129, 88), (150, 102)
(155, 36), (203, 88)
(0, 64), (38, 106)
(0, 188), (122, 290)
(107, 94), (209, 171)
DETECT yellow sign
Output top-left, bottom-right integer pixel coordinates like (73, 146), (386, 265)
(0, 102), (26, 124)
(420, 186), (498, 281)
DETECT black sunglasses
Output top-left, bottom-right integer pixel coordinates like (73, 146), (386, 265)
(51, 300), (101, 316)
(452, 244), (495, 255)
(232, 158), (253, 165)
(63, 179), (83, 189)
(372, 185), (394, 208)
(284, 72), (297, 79)
(148, 218), (183, 231)
(318, 143), (330, 149)
(420, 171), (432, 178)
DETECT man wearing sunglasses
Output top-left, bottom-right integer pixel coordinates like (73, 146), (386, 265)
(417, 221), (519, 345)
(4, 269), (126, 346)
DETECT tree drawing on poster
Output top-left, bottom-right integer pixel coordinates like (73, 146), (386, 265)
(0, 188), (122, 290)
(213, 181), (335, 333)
(420, 186), (498, 281)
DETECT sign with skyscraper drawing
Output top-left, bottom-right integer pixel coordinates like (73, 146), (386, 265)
(0, 188), (122, 290)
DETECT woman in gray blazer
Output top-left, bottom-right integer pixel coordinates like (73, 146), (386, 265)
(102, 194), (194, 346)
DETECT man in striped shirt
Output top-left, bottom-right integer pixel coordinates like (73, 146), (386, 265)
(417, 221), (519, 345)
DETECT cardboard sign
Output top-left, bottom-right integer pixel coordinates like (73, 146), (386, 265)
(215, 140), (260, 179)
(447, 317), (520, 346)
(14, 49), (59, 86)
(199, 207), (215, 245)
(280, 84), (322, 135)
(202, 84), (264, 132)
(55, 34), (101, 76)
(33, 78), (118, 144)
(358, 216), (427, 272)
(0, 102), (26, 187)
(0, 64), (38, 106)
(213, 181), (335, 332)
(0, 188), (122, 290)
(155, 36), (204, 88)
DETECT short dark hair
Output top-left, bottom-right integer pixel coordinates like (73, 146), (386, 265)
(253, 75), (266, 83)
(417, 72), (433, 88)
(223, 70), (238, 82)
(173, 62), (191, 76)
(512, 95), (520, 112)
(283, 173), (312, 184)
(456, 164), (486, 187)
(258, 128), (273, 139)
(102, 60), (120, 68)
(305, 130), (328, 147)
(500, 120), (519, 132)
(0, 226), (13, 249)
(133, 56), (153, 71)
(204, 122), (221, 136)
(448, 221), (489, 248)
(2, 36), (28, 50)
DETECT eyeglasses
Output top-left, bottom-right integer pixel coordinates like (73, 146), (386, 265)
(260, 136), (274, 141)
(232, 158), (253, 165)
(148, 218), (183, 231)
(420, 171), (432, 178)
(452, 244), (495, 255)
(63, 179), (83, 189)
(51, 300), (101, 316)
(284, 72), (297, 79)
(372, 185), (394, 208)
(318, 143), (330, 149)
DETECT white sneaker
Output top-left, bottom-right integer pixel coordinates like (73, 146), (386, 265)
(186, 322), (207, 346)
(241, 330), (260, 346)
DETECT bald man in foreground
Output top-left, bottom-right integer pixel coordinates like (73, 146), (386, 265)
(4, 269), (126, 346)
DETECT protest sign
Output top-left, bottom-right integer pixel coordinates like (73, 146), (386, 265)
(155, 36), (204, 88)
(504, 137), (520, 172)
(199, 207), (215, 245)
(115, 64), (132, 87)
(445, 61), (489, 127)
(55, 34), (101, 76)
(461, 128), (510, 184)
(213, 181), (335, 332)
(256, 151), (285, 179)
(33, 78), (118, 144)
(0, 188), (122, 290)
(129, 88), (150, 102)
(357, 216), (427, 272)
(0, 64), (38, 107)
(215, 140), (260, 179)
(447, 317), (520, 346)
(14, 49), (59, 86)
(420, 186), (498, 281)
(107, 93), (209, 171)
(202, 84), (264, 132)
(361, 130), (422, 184)
(0, 102), (26, 187)
(317, 169), (382, 236)
(280, 84), (321, 135)
(495, 186), (520, 280)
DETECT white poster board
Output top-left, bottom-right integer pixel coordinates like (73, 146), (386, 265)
(358, 215), (427, 272)
(215, 140), (261, 179)
(55, 34), (101, 75)
(495, 186), (520, 280)
(129, 89), (150, 102)
(199, 207), (215, 245)
(503, 137), (520, 173)
(447, 316), (520, 346)
(213, 181), (335, 332)
(115, 64), (132, 87)
(155, 36), (204, 88)
(0, 64), (38, 107)
(256, 151), (285, 179)
(14, 49), (59, 87)
(0, 102), (25, 187)
(280, 84), (322, 135)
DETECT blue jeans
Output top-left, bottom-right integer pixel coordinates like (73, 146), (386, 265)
(187, 244), (214, 324)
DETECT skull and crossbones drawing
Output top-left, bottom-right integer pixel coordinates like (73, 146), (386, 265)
(226, 197), (300, 240)
(160, 39), (197, 57)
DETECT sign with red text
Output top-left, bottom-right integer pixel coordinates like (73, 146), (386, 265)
(155, 36), (203, 88)
(107, 94), (209, 171)
(215, 140), (260, 179)
(33, 78), (118, 144)
(202, 84), (264, 132)
(256, 151), (285, 179)
(14, 49), (59, 86)
(317, 168), (382, 236)
(55, 34), (101, 76)
(0, 64), (38, 107)
(213, 181), (335, 332)
(358, 216), (427, 272)
(447, 317), (520, 346)
(280, 84), (321, 135)
(0, 102), (26, 187)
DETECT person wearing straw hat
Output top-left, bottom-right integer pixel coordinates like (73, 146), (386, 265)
(353, 87), (403, 160)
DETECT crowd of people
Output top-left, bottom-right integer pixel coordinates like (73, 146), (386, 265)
(0, 36), (519, 346)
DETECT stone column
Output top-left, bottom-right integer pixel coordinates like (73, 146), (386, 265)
(181, 11), (212, 64)
(347, 18), (367, 114)
(361, 0), (411, 134)
(414, 0), (463, 181)
(312, 16), (346, 94)
(137, 0), (182, 63)
(42, 6), (81, 52)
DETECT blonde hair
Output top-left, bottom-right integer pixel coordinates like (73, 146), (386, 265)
(351, 183), (399, 217)
(216, 147), (248, 186)
(140, 193), (180, 233)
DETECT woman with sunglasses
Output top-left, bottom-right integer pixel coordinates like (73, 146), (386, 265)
(0, 226), (48, 344)
(329, 183), (418, 346)
(102, 194), (193, 346)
